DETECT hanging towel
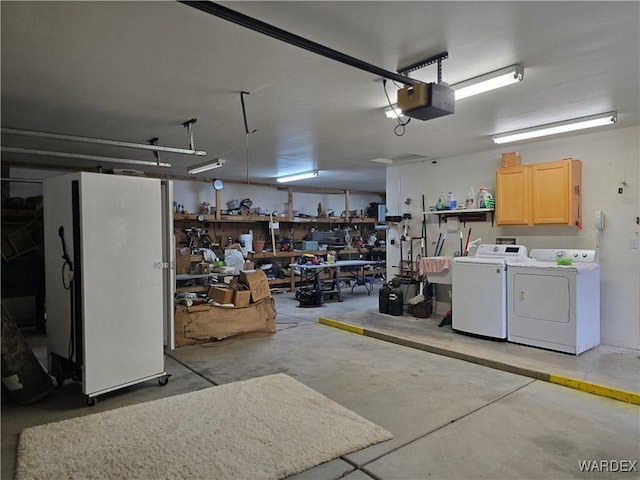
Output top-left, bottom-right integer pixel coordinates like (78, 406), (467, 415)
(418, 257), (451, 275)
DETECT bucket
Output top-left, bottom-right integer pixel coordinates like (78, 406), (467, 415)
(238, 233), (253, 254)
(408, 299), (432, 318)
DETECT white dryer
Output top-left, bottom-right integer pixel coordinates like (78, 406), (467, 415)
(506, 249), (600, 355)
(452, 244), (528, 339)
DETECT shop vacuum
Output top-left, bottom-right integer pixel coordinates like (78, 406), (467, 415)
(379, 279), (404, 316)
(378, 282), (390, 314)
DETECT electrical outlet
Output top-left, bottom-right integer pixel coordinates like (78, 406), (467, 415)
(630, 238), (639, 249)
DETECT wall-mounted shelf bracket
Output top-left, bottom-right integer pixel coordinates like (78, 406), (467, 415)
(429, 208), (495, 227)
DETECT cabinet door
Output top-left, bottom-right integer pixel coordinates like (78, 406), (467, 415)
(496, 166), (529, 225)
(531, 160), (570, 224)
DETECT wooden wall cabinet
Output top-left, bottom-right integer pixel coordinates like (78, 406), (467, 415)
(495, 166), (529, 225)
(496, 158), (582, 227)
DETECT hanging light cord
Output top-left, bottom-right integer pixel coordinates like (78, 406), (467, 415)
(383, 79), (411, 136)
(240, 91), (257, 183)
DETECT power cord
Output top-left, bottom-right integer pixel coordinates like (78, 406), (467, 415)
(383, 79), (411, 136)
(58, 226), (75, 361)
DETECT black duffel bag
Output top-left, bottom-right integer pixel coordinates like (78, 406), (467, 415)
(295, 288), (323, 307)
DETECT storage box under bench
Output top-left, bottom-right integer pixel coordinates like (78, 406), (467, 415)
(174, 297), (276, 346)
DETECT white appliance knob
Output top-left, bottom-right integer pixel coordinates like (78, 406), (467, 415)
(582, 253), (588, 258)
(493, 246), (499, 252)
(557, 251), (565, 258)
(574, 253), (579, 257)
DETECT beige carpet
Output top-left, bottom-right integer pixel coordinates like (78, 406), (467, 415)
(15, 373), (392, 480)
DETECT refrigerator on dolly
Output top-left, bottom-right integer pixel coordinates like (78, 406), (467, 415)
(43, 172), (175, 406)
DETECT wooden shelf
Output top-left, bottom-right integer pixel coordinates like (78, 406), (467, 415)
(174, 213), (378, 224)
(176, 285), (209, 293)
(1, 209), (41, 218)
(428, 208), (495, 227)
(250, 248), (371, 260)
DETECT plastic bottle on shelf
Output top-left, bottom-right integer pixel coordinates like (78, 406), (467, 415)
(466, 188), (476, 209)
(447, 192), (457, 210)
(479, 188), (493, 208)
(437, 192), (447, 210)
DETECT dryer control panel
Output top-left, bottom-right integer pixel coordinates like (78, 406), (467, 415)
(474, 244), (528, 258)
(529, 249), (597, 263)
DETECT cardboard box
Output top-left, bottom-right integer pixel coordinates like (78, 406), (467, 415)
(198, 263), (211, 274)
(239, 269), (271, 302)
(234, 290), (251, 308)
(243, 261), (255, 270)
(397, 83), (428, 111)
(174, 297), (277, 346)
(207, 285), (235, 304)
(501, 152), (521, 168)
(176, 248), (191, 274)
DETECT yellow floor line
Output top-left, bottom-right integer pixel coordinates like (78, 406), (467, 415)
(549, 374), (640, 406)
(318, 317), (639, 406)
(318, 317), (364, 335)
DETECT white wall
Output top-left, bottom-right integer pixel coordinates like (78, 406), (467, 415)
(387, 126), (640, 349)
(172, 180), (383, 218)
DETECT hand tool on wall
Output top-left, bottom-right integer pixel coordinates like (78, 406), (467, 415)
(434, 233), (443, 257)
(464, 227), (472, 256)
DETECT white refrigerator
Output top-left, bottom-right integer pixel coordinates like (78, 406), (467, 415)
(43, 172), (174, 405)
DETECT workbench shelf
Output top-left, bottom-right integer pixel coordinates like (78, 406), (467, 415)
(429, 208), (495, 227)
(250, 248), (384, 291)
(174, 213), (377, 224)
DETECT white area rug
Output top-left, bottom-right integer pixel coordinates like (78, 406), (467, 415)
(16, 373), (392, 480)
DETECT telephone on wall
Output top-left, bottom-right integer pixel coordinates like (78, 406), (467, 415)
(594, 210), (605, 231)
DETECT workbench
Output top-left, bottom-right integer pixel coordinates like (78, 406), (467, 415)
(290, 260), (383, 302)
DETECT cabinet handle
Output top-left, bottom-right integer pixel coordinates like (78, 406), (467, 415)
(520, 290), (525, 302)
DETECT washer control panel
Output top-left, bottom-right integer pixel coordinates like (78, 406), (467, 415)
(475, 244), (528, 258)
(529, 249), (597, 263)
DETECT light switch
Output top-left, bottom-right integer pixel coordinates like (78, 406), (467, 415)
(630, 238), (639, 249)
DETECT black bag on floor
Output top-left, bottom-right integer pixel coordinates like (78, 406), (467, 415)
(295, 288), (323, 308)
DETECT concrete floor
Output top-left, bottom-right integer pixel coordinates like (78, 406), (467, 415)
(2, 290), (639, 480)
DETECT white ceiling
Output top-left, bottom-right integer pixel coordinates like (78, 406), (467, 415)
(2, 1), (639, 192)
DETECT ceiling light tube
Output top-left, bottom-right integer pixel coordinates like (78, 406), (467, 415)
(1, 127), (207, 156)
(492, 112), (617, 144)
(276, 170), (318, 183)
(452, 64), (524, 100)
(187, 158), (226, 174)
(0, 146), (172, 167)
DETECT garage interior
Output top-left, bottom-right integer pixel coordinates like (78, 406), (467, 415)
(1, 2), (639, 479)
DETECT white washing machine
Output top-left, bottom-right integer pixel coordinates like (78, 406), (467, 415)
(452, 244), (528, 339)
(506, 249), (600, 355)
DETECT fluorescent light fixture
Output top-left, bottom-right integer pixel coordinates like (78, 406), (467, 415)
(187, 158), (225, 174)
(384, 105), (405, 119)
(492, 112), (617, 144)
(369, 157), (394, 165)
(276, 170), (318, 183)
(452, 64), (524, 100)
